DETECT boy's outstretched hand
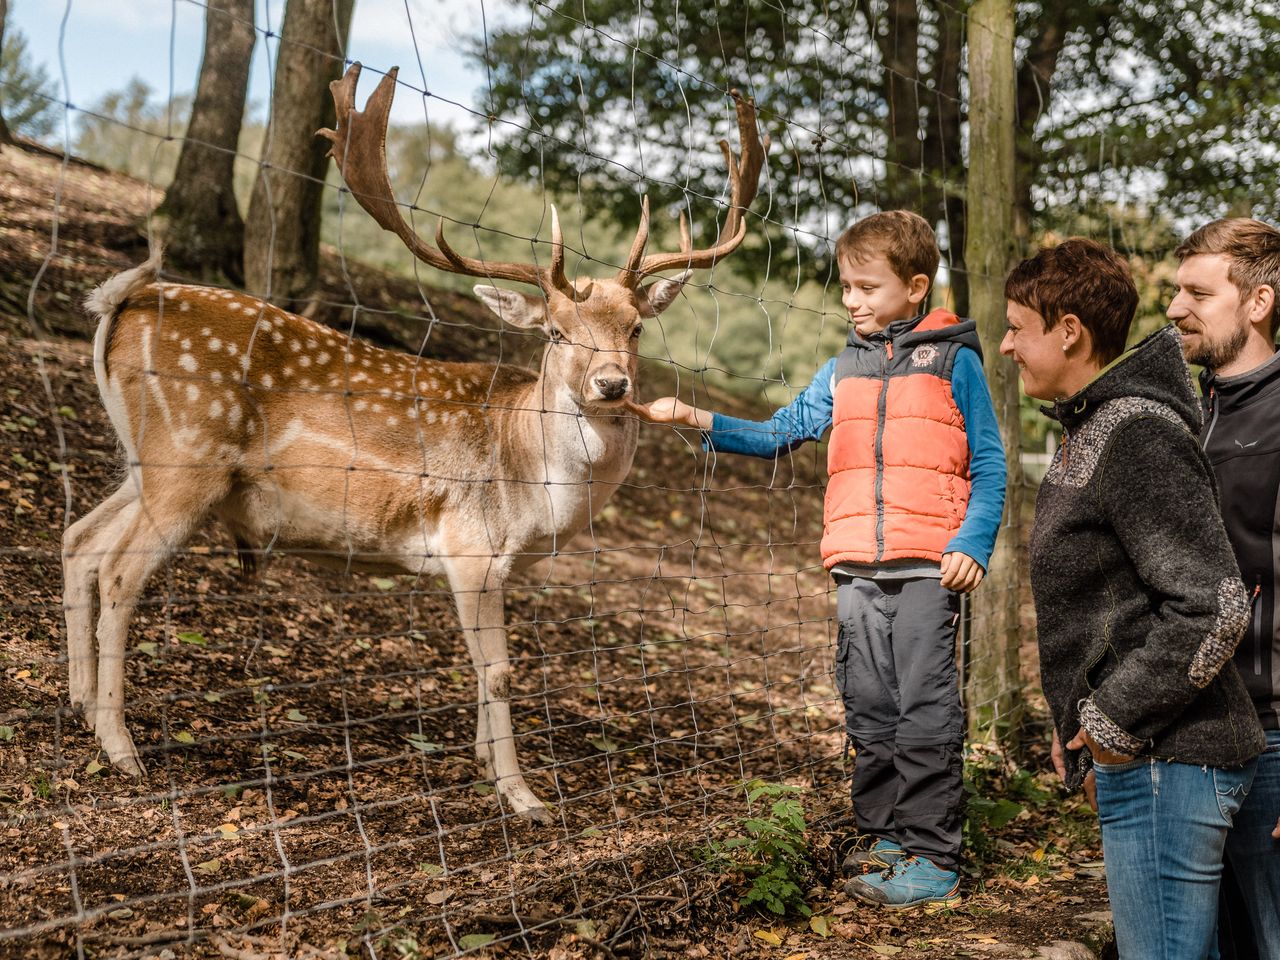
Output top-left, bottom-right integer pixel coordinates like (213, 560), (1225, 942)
(624, 397), (713, 431)
(940, 552), (984, 592)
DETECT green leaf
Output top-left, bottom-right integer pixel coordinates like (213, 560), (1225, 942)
(196, 858), (221, 874)
(457, 933), (495, 950)
(286, 709), (307, 722)
(417, 862), (444, 876)
(204, 692), (222, 703)
(176, 631), (207, 646)
(283, 750), (307, 760)
(0, 726), (14, 742)
(406, 734), (443, 753)
(174, 732), (195, 745)
(85, 758), (105, 776)
(472, 783), (494, 796)
(57, 406), (77, 420)
(136, 642), (158, 656)
(588, 735), (620, 753)
(370, 577), (397, 591)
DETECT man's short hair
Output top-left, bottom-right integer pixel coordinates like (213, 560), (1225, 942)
(835, 210), (940, 288)
(1004, 238), (1137, 365)
(1175, 218), (1280, 339)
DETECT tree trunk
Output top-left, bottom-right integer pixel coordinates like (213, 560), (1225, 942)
(244, 0), (355, 306)
(875, 0), (969, 317)
(155, 0), (255, 284)
(922, 0), (967, 316)
(0, 0), (14, 147)
(964, 0), (1024, 750)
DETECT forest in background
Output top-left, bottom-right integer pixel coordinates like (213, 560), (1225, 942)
(5, 0), (1278, 445)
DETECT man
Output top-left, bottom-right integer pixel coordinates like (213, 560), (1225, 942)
(1169, 217), (1280, 958)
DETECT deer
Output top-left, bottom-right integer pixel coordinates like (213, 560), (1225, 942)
(62, 62), (766, 821)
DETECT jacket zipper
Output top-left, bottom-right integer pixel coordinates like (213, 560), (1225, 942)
(873, 341), (892, 562)
(1201, 386), (1219, 450)
(1252, 578), (1263, 675)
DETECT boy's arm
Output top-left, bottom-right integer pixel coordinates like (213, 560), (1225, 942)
(945, 348), (1007, 570)
(631, 358), (837, 459)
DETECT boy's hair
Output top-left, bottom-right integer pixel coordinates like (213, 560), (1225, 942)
(1174, 218), (1280, 338)
(835, 210), (940, 288)
(1004, 238), (1137, 365)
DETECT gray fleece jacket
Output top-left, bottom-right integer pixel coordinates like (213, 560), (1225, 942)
(1031, 324), (1265, 791)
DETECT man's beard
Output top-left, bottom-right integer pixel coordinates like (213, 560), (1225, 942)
(1185, 321), (1250, 370)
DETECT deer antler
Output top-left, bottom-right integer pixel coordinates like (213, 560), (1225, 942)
(617, 90), (769, 287)
(319, 63), (585, 300)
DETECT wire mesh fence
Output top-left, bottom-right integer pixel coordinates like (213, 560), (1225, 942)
(8, 0), (1273, 956)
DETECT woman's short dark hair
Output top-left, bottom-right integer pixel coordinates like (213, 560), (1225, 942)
(1004, 238), (1138, 364)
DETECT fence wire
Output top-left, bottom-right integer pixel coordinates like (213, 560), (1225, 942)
(0, 0), (1184, 956)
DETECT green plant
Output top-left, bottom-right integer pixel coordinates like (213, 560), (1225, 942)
(962, 746), (1055, 862)
(702, 780), (813, 917)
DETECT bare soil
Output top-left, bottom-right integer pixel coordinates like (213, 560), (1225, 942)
(0, 141), (1110, 960)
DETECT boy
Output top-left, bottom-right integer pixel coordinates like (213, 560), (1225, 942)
(628, 211), (1006, 906)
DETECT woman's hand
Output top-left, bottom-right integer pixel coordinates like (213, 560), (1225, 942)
(1050, 728), (1067, 781)
(1067, 726), (1135, 766)
(1067, 727), (1135, 813)
(624, 397), (713, 430)
(940, 552), (985, 592)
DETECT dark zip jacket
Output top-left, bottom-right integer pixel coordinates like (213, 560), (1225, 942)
(1031, 324), (1265, 790)
(1200, 349), (1280, 730)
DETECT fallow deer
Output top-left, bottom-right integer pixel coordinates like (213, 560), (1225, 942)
(63, 62), (766, 820)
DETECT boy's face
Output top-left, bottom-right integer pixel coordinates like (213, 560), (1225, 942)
(838, 254), (930, 337)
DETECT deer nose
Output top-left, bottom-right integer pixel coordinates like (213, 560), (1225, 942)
(593, 375), (630, 401)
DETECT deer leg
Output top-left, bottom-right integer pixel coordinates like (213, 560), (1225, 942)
(449, 560), (549, 822)
(93, 484), (219, 776)
(62, 482), (138, 716)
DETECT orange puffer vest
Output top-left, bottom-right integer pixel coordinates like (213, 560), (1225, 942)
(822, 308), (980, 569)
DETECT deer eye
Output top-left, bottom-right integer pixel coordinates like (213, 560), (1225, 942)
(548, 327), (565, 342)
(630, 323), (644, 340)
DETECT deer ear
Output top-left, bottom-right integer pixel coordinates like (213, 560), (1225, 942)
(637, 271), (691, 318)
(473, 285), (547, 329)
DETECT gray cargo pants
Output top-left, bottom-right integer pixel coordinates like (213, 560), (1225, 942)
(835, 576), (965, 869)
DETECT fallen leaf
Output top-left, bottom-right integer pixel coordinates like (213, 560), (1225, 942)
(457, 933), (495, 950)
(753, 929), (783, 946)
(808, 914), (832, 938)
(869, 946), (903, 956)
(196, 859), (221, 874)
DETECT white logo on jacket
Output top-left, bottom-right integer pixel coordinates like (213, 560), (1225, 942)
(911, 344), (938, 367)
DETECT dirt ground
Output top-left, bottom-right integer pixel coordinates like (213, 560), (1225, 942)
(0, 141), (1112, 960)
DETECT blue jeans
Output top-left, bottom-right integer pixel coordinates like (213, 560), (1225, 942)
(1221, 729), (1280, 956)
(1095, 756), (1256, 960)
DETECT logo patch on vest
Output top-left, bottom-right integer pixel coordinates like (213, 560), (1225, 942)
(910, 344), (939, 367)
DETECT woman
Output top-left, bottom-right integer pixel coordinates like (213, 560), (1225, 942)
(1000, 238), (1264, 959)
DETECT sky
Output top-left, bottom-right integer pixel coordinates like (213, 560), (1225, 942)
(10, 0), (519, 137)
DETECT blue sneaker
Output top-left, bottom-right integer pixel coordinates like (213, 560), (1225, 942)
(844, 856), (960, 908)
(841, 837), (906, 874)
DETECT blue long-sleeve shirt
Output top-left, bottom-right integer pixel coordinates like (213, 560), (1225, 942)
(705, 348), (1006, 570)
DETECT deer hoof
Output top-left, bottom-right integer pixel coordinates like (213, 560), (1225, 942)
(515, 802), (553, 824)
(98, 727), (145, 778)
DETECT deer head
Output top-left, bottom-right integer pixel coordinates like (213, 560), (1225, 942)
(318, 63), (768, 411)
